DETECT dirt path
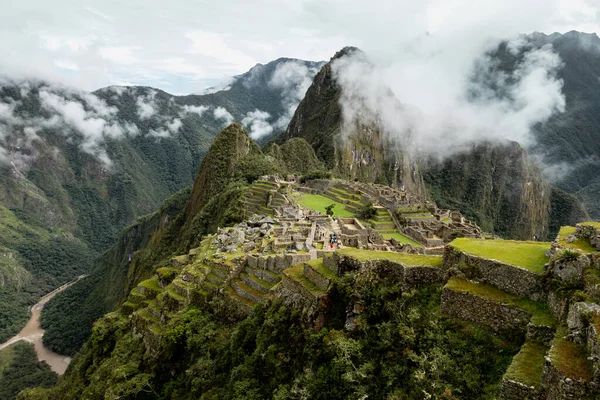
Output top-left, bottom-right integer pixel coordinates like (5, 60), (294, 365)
(0, 275), (87, 375)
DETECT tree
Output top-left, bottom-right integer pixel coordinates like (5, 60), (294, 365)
(325, 204), (335, 217)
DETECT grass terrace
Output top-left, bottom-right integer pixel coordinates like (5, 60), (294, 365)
(445, 278), (555, 326)
(380, 232), (423, 247)
(305, 258), (338, 280)
(138, 276), (163, 292)
(504, 341), (548, 388)
(557, 226), (596, 253)
(581, 221), (600, 229)
(549, 328), (593, 381)
(285, 264), (326, 296)
(449, 238), (550, 274)
(337, 248), (442, 267)
(296, 193), (354, 218)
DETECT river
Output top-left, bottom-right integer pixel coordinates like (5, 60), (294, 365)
(0, 274), (86, 375)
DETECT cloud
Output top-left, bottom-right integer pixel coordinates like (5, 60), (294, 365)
(136, 90), (157, 119)
(242, 109), (273, 139)
(54, 59), (80, 71)
(330, 35), (566, 161)
(269, 60), (323, 129)
(97, 46), (140, 65)
(213, 106), (234, 126)
(181, 104), (209, 117)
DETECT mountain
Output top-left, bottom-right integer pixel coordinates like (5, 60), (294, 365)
(0, 58), (323, 344)
(19, 122), (600, 399)
(283, 47), (428, 197)
(39, 125), (325, 355)
(483, 31), (600, 219)
(282, 47), (585, 239)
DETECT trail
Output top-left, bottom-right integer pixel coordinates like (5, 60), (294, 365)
(0, 274), (87, 374)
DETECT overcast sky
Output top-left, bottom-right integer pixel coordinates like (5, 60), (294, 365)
(1, 0), (599, 94)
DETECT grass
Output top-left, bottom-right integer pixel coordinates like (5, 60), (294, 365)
(138, 276), (163, 292)
(557, 226), (596, 253)
(337, 248), (442, 267)
(445, 278), (555, 326)
(449, 238), (550, 274)
(285, 264), (326, 296)
(379, 232), (423, 247)
(581, 221), (600, 229)
(504, 341), (548, 387)
(549, 328), (593, 381)
(306, 258), (338, 280)
(296, 193), (354, 218)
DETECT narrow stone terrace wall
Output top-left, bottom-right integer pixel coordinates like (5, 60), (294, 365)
(443, 246), (545, 301)
(441, 287), (531, 333)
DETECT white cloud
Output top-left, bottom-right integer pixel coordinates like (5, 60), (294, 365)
(269, 60), (323, 129)
(54, 59), (80, 71)
(213, 106), (234, 126)
(331, 38), (566, 160)
(166, 118), (182, 134)
(242, 109), (273, 139)
(136, 90), (158, 120)
(97, 46), (140, 65)
(181, 104), (209, 117)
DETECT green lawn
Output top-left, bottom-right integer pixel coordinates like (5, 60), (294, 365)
(296, 193), (354, 218)
(557, 226), (596, 253)
(337, 248), (442, 267)
(379, 232), (423, 247)
(138, 276), (163, 292)
(449, 238), (550, 274)
(504, 341), (548, 388)
(445, 278), (555, 326)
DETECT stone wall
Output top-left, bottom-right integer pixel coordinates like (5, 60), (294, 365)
(304, 263), (331, 291)
(575, 224), (600, 251)
(542, 359), (591, 399)
(443, 246), (545, 301)
(441, 287), (531, 333)
(500, 379), (541, 400)
(278, 273), (321, 309)
(403, 266), (444, 288)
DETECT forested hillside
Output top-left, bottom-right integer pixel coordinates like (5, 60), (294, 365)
(0, 58), (322, 344)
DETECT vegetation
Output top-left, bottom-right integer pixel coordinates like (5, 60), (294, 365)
(0, 342), (57, 400)
(450, 238), (550, 274)
(356, 202), (377, 220)
(380, 231), (423, 247)
(21, 276), (522, 399)
(548, 328), (593, 381)
(337, 248), (442, 267)
(296, 193), (354, 218)
(503, 341), (547, 388)
(557, 226), (596, 253)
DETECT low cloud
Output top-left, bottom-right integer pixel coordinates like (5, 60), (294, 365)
(136, 90), (158, 120)
(269, 60), (323, 130)
(242, 109), (273, 139)
(181, 104), (209, 117)
(213, 106), (234, 126)
(331, 38), (566, 160)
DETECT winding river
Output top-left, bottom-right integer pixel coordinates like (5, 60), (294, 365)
(0, 275), (87, 375)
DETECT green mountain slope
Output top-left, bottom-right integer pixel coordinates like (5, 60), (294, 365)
(0, 58), (322, 343)
(40, 125), (322, 355)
